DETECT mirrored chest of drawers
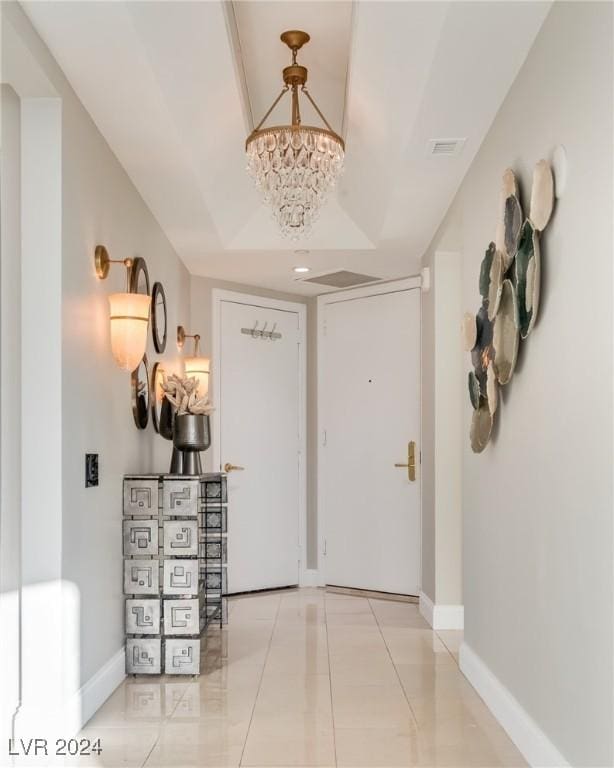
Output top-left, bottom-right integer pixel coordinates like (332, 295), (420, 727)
(123, 473), (228, 675)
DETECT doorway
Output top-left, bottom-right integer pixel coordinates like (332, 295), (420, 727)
(212, 291), (306, 594)
(318, 279), (421, 595)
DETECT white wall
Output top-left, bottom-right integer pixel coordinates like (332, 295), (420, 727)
(2, 3), (192, 733)
(0, 84), (22, 747)
(61, 61), (191, 690)
(422, 3), (613, 765)
(20, 92), (66, 737)
(420, 250), (463, 609)
(421, 261), (436, 601)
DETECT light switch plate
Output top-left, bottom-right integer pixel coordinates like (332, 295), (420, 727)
(85, 454), (99, 487)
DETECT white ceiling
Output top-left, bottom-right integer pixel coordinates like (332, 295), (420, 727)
(22, 0), (551, 295)
(232, 1), (353, 135)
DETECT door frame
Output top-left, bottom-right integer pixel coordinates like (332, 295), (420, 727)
(317, 277), (423, 590)
(211, 289), (308, 585)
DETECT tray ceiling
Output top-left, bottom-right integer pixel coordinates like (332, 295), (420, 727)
(22, 0), (551, 295)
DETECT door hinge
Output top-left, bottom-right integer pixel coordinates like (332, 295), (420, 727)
(323, 539), (327, 556)
(322, 429), (327, 446)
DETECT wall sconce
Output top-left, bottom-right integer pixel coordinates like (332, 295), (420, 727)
(177, 325), (210, 397)
(95, 245), (150, 371)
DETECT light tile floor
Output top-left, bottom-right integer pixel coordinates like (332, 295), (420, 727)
(44, 589), (529, 767)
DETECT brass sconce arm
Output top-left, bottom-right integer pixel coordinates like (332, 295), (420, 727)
(95, 245), (132, 290)
(177, 325), (202, 354)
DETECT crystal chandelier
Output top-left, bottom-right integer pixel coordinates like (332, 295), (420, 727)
(246, 30), (345, 239)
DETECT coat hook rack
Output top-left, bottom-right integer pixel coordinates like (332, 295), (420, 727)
(240, 321), (282, 341)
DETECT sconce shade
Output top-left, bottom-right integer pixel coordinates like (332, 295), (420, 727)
(184, 356), (210, 397)
(108, 292), (151, 371)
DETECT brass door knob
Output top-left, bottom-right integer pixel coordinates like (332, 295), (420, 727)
(223, 463), (245, 473)
(394, 441), (416, 482)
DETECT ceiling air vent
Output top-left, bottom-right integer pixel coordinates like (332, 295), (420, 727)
(303, 271), (381, 288)
(428, 138), (466, 157)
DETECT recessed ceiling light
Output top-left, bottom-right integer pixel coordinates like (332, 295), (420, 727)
(293, 266), (311, 274)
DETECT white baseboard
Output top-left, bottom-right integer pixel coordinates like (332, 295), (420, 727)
(419, 591), (435, 626)
(299, 569), (321, 587)
(419, 591), (464, 630)
(459, 642), (570, 768)
(66, 646), (126, 733)
(15, 647), (125, 739)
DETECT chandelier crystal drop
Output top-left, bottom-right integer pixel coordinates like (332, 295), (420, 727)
(245, 31), (345, 240)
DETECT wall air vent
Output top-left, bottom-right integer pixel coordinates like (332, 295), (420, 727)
(428, 138), (466, 157)
(302, 271), (381, 289)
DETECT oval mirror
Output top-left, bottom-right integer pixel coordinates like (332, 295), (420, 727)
(132, 354), (150, 429)
(151, 282), (167, 353)
(150, 362), (166, 433)
(129, 256), (150, 297)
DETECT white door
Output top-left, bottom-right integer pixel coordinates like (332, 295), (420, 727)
(217, 298), (303, 593)
(321, 287), (421, 595)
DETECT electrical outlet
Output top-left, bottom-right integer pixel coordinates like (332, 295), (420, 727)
(85, 454), (99, 487)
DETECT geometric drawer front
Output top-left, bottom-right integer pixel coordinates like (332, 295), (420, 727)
(124, 478), (159, 516)
(163, 598), (200, 636)
(123, 520), (159, 556)
(163, 559), (199, 596)
(124, 560), (160, 596)
(201, 478), (227, 503)
(123, 470), (228, 677)
(126, 598), (161, 635)
(201, 507), (227, 532)
(202, 566), (227, 594)
(126, 638), (161, 674)
(199, 537), (227, 563)
(162, 479), (198, 517)
(164, 638), (200, 675)
(163, 520), (198, 556)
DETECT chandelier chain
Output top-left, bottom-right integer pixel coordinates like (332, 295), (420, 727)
(253, 86), (289, 133)
(292, 85), (301, 127)
(301, 87), (335, 135)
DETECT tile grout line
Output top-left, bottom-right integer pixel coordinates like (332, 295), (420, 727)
(323, 593), (339, 767)
(238, 595), (283, 767)
(368, 598), (420, 729)
(140, 734), (159, 768)
(140, 676), (192, 767)
(141, 675), (198, 768)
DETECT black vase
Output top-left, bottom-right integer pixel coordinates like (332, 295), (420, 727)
(172, 414), (211, 475)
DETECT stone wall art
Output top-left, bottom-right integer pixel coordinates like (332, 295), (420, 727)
(466, 159), (554, 453)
